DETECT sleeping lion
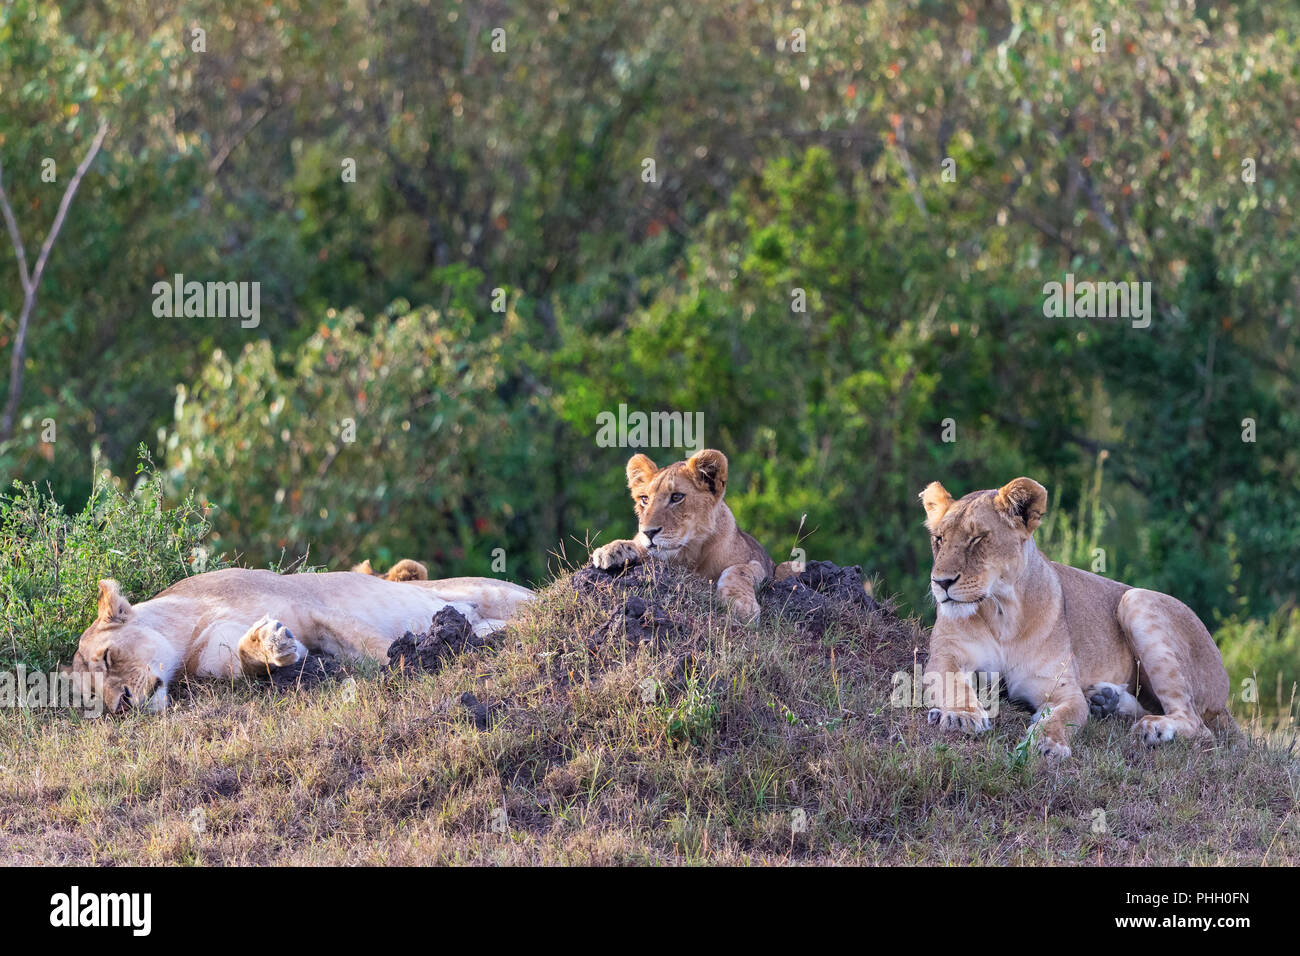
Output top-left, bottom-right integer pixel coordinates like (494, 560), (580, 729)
(64, 568), (534, 715)
(920, 476), (1233, 758)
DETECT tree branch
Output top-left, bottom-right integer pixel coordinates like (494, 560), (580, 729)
(0, 118), (109, 442)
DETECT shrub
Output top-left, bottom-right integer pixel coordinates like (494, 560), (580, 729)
(1216, 607), (1300, 724)
(0, 452), (221, 670)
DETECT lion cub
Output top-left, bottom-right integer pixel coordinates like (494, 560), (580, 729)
(350, 558), (429, 582)
(920, 476), (1233, 758)
(590, 449), (791, 623)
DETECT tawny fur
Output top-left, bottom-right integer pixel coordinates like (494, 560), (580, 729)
(65, 569), (534, 715)
(919, 477), (1234, 758)
(350, 558), (430, 581)
(590, 449), (794, 624)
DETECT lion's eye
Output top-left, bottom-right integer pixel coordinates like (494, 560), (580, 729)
(932, 535), (942, 547)
(102, 651), (113, 669)
(969, 533), (987, 548)
(669, 492), (685, 504)
(638, 496), (649, 506)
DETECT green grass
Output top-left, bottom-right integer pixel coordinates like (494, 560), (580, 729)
(1, 562), (1296, 865)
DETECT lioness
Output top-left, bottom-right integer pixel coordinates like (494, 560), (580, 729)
(590, 449), (792, 623)
(65, 568), (534, 715)
(920, 477), (1233, 758)
(350, 558), (429, 581)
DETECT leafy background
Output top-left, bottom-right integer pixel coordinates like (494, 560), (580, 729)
(1, 1), (1297, 698)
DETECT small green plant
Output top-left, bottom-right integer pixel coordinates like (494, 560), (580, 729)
(661, 666), (720, 745)
(1011, 707), (1051, 770)
(0, 447), (223, 670)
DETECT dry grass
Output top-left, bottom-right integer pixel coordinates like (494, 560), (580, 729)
(2, 563), (1297, 865)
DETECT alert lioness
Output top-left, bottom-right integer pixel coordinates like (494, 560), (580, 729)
(590, 449), (793, 623)
(65, 568), (534, 715)
(920, 477), (1233, 758)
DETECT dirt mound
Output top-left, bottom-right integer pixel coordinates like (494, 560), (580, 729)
(569, 562), (691, 601)
(761, 560), (881, 639)
(264, 652), (349, 689)
(791, 560), (878, 609)
(386, 605), (497, 673)
(589, 594), (681, 651)
(458, 691), (504, 730)
(573, 557), (885, 641)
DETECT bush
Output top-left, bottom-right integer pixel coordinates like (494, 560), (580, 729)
(161, 303), (536, 576)
(0, 453), (221, 671)
(1216, 607), (1300, 723)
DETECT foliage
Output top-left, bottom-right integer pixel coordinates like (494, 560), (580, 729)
(162, 302), (537, 574)
(0, 0), (1297, 643)
(1218, 606), (1300, 724)
(0, 452), (221, 670)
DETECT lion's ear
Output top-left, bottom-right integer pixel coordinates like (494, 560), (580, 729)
(96, 579), (132, 623)
(920, 482), (955, 532)
(351, 559), (374, 575)
(685, 449), (728, 499)
(994, 477), (1048, 534)
(626, 454), (658, 491)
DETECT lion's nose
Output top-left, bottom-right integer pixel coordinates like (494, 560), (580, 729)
(642, 527), (663, 544)
(932, 574), (960, 593)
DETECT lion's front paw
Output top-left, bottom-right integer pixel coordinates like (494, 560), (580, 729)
(1134, 714), (1179, 746)
(727, 593), (761, 627)
(927, 706), (992, 734)
(1036, 736), (1072, 759)
(591, 540), (645, 571)
(242, 616), (306, 669)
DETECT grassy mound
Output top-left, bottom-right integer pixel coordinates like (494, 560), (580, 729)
(1, 562), (1296, 865)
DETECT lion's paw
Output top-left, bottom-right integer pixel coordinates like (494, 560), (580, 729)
(1085, 681), (1142, 720)
(1134, 714), (1179, 746)
(243, 616), (305, 668)
(591, 540), (644, 571)
(1036, 736), (1072, 759)
(927, 707), (992, 734)
(1086, 682), (1125, 719)
(727, 594), (761, 628)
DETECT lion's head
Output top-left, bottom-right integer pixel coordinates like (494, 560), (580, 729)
(64, 580), (170, 714)
(350, 558), (429, 582)
(623, 449), (730, 559)
(919, 477), (1049, 619)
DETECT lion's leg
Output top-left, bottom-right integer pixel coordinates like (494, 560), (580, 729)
(716, 560), (766, 625)
(1007, 641), (1089, 758)
(237, 615), (308, 676)
(1022, 687), (1090, 759)
(1117, 589), (1212, 745)
(924, 633), (999, 734)
(301, 608), (409, 661)
(590, 538), (647, 570)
